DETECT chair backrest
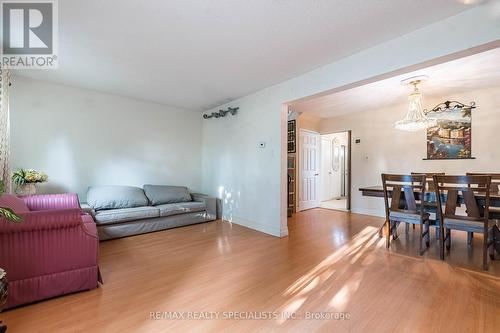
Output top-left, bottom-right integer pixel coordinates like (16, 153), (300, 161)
(433, 175), (491, 224)
(411, 172), (445, 192)
(382, 174), (426, 220)
(466, 173), (500, 193)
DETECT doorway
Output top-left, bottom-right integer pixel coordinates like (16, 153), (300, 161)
(297, 129), (321, 211)
(319, 131), (351, 211)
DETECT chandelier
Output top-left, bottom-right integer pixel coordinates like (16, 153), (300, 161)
(395, 77), (437, 132)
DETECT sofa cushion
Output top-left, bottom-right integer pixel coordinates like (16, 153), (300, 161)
(87, 186), (149, 211)
(143, 185), (192, 205)
(0, 194), (30, 214)
(156, 202), (206, 217)
(94, 206), (160, 225)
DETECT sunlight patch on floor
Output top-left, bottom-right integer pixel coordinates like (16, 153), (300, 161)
(282, 226), (379, 298)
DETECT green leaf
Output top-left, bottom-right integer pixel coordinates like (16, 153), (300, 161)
(0, 207), (23, 223)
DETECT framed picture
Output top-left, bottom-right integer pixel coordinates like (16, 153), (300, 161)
(426, 104), (473, 160)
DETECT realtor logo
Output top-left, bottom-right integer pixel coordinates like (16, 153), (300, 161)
(1, 0), (58, 68)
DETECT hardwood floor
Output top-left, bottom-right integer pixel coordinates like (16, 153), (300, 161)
(2, 209), (500, 332)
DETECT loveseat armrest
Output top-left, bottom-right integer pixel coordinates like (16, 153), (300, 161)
(0, 209), (83, 233)
(80, 203), (96, 216)
(21, 193), (82, 211)
(191, 193), (216, 220)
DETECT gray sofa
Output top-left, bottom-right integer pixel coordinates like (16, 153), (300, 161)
(84, 185), (217, 240)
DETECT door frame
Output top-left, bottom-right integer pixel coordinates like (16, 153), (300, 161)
(319, 130), (352, 211)
(297, 128), (321, 211)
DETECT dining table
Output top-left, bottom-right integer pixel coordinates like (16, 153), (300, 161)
(359, 185), (500, 207)
(359, 185), (500, 254)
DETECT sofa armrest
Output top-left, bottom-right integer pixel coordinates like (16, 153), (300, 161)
(191, 193), (216, 220)
(0, 209), (83, 233)
(21, 193), (82, 211)
(80, 203), (96, 216)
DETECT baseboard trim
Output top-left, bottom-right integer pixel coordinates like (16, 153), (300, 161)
(351, 208), (385, 218)
(280, 226), (289, 237)
(223, 216), (282, 238)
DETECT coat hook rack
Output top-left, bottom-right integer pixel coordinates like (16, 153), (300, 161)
(203, 107), (239, 119)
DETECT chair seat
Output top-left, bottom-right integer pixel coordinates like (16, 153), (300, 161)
(489, 207), (500, 220)
(389, 211), (429, 224)
(443, 218), (497, 233)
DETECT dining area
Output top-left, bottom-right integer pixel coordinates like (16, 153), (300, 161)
(359, 172), (500, 271)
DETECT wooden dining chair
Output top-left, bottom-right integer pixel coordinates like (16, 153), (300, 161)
(467, 173), (500, 220)
(382, 174), (430, 255)
(411, 172), (445, 237)
(434, 175), (496, 270)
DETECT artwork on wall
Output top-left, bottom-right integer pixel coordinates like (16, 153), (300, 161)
(425, 101), (475, 160)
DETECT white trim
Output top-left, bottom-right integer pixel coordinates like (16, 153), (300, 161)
(299, 128), (320, 135)
(297, 128), (321, 211)
(351, 208), (385, 218)
(280, 104), (289, 238)
(224, 216), (282, 237)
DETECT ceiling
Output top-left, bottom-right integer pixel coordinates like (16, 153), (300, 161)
(16, 0), (480, 111)
(290, 46), (500, 118)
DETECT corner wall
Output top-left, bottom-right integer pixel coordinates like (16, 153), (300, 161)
(200, 2), (500, 237)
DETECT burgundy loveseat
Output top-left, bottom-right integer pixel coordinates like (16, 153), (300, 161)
(0, 193), (101, 309)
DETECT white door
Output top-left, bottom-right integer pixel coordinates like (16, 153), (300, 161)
(299, 129), (320, 211)
(320, 137), (332, 201)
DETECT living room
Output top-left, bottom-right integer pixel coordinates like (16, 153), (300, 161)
(1, 1), (500, 332)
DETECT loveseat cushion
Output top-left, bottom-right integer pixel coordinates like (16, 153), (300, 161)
(0, 194), (30, 213)
(93, 206), (160, 225)
(143, 185), (192, 205)
(87, 186), (149, 211)
(155, 202), (206, 217)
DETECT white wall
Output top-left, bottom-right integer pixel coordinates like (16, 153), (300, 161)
(201, 1), (500, 237)
(320, 86), (500, 217)
(297, 113), (321, 132)
(10, 76), (203, 200)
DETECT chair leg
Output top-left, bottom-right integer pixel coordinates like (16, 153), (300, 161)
(392, 221), (399, 240)
(483, 231), (489, 271)
(386, 220), (391, 248)
(439, 226), (445, 260)
(446, 229), (451, 251)
(489, 229), (496, 260)
(467, 232), (473, 245)
(425, 220), (430, 247)
(419, 223), (423, 255)
(412, 224), (415, 230)
(436, 227), (439, 240)
(405, 223), (409, 235)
